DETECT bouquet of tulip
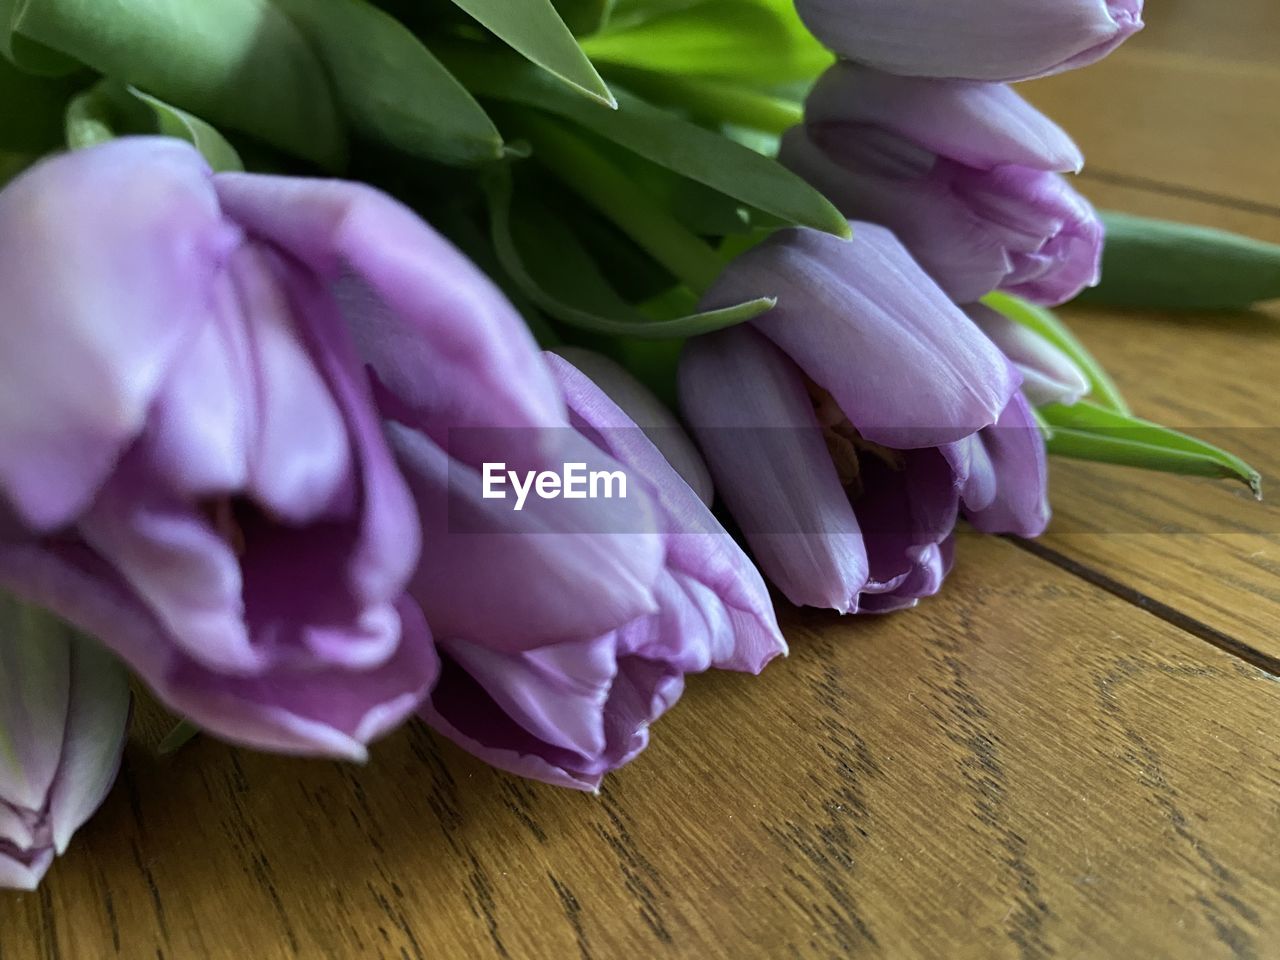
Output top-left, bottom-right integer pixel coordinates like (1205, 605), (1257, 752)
(1, 0), (1274, 892)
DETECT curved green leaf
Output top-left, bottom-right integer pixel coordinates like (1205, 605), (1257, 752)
(1077, 211), (1280, 311)
(1041, 401), (1262, 498)
(278, 0), (504, 166)
(64, 80), (117, 150)
(449, 0), (614, 105)
(984, 291), (1130, 416)
(583, 0), (830, 86)
(66, 79), (243, 171)
(442, 46), (849, 239)
(484, 168), (774, 338)
(7, 0), (345, 168)
(129, 87), (243, 172)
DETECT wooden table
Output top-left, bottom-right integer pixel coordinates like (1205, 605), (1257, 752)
(5, 7), (1280, 959)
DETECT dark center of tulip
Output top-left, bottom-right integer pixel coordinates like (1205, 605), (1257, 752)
(202, 497), (249, 557)
(804, 378), (904, 501)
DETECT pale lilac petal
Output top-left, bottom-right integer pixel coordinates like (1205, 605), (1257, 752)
(0, 138), (237, 530)
(794, 0), (1144, 82)
(679, 327), (870, 612)
(423, 638), (683, 791)
(0, 546), (434, 759)
(964, 393), (1051, 537)
(439, 636), (616, 759)
(0, 847), (53, 891)
(702, 225), (1017, 447)
(48, 635), (130, 854)
(76, 457), (254, 675)
(806, 63), (1083, 172)
(780, 128), (1014, 303)
(965, 303), (1089, 406)
(233, 246), (352, 522)
(388, 422), (663, 649)
(213, 174), (564, 452)
(549, 352), (786, 673)
(552, 347), (715, 506)
(165, 598), (437, 760)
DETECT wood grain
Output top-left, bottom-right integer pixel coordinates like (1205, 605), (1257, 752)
(4, 5), (1280, 959)
(1024, 0), (1280, 209)
(3, 536), (1279, 960)
(1021, 15), (1280, 661)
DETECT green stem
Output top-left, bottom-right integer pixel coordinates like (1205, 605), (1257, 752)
(604, 67), (804, 136)
(157, 719), (201, 755)
(517, 112), (725, 294)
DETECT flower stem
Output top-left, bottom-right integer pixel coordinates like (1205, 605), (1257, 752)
(517, 112), (726, 294)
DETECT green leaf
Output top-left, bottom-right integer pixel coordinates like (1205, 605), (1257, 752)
(603, 66), (803, 136)
(278, 0), (504, 166)
(442, 46), (849, 239)
(65, 79), (243, 171)
(1077, 211), (1280, 311)
(64, 81), (117, 150)
(129, 87), (244, 172)
(582, 0), (831, 86)
(0, 53), (82, 152)
(551, 0), (614, 36)
(448, 0), (614, 105)
(7, 0), (346, 168)
(484, 167), (774, 338)
(157, 720), (201, 756)
(984, 291), (1130, 416)
(1041, 401), (1262, 498)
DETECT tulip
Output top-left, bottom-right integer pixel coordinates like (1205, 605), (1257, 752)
(793, 0), (1143, 82)
(965, 303), (1089, 406)
(551, 347), (714, 505)
(679, 224), (1047, 613)
(0, 594), (129, 890)
(0, 136), (585, 758)
(780, 64), (1103, 306)
(420, 353), (786, 790)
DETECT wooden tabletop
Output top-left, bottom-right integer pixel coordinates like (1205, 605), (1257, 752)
(5, 6), (1280, 959)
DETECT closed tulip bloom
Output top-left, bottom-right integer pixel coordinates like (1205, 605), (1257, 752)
(1, 595), (129, 890)
(551, 347), (715, 506)
(679, 225), (1046, 613)
(781, 64), (1103, 306)
(965, 303), (1090, 406)
(420, 354), (786, 790)
(0, 136), (593, 757)
(950, 392), (1051, 539)
(793, 0), (1143, 82)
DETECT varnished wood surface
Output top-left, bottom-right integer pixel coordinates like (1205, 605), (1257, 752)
(1024, 0), (1280, 666)
(7, 537), (1280, 960)
(5, 6), (1280, 959)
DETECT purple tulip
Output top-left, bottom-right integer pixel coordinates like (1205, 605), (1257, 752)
(780, 64), (1104, 306)
(420, 353), (786, 790)
(1, 596), (129, 890)
(965, 303), (1089, 406)
(794, 0), (1143, 82)
(0, 137), (577, 758)
(679, 225), (1048, 613)
(551, 347), (715, 505)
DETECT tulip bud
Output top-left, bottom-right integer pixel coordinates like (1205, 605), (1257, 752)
(679, 224), (1040, 614)
(551, 347), (714, 505)
(793, 0), (1143, 82)
(781, 63), (1102, 306)
(965, 303), (1090, 407)
(0, 593), (129, 890)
